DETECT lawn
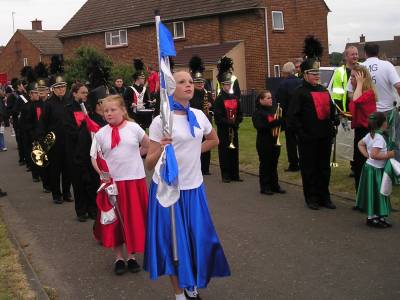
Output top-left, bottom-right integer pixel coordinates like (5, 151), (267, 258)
(0, 216), (35, 299)
(212, 117), (400, 208)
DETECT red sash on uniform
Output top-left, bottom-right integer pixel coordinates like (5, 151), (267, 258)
(223, 99), (238, 120)
(267, 114), (275, 123)
(73, 111), (85, 128)
(311, 92), (331, 120)
(36, 107), (42, 120)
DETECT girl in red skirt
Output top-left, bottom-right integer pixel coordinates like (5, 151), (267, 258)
(90, 95), (149, 275)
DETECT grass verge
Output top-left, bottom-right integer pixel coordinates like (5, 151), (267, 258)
(0, 214), (36, 300)
(212, 117), (400, 208)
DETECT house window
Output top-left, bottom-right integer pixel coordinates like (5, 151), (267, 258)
(274, 65), (281, 77)
(166, 22), (185, 39)
(23, 58), (28, 66)
(105, 29), (128, 48)
(272, 11), (284, 30)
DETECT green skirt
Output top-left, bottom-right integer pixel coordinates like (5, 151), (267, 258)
(356, 163), (391, 217)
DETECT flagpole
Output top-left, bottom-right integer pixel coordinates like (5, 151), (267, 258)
(155, 10), (179, 267)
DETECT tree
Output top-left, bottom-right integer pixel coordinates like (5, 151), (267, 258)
(64, 46), (113, 86)
(329, 52), (344, 66)
(111, 63), (134, 86)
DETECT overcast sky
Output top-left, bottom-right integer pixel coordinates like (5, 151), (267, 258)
(0, 0), (399, 54)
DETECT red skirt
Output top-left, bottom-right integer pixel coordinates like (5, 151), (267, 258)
(93, 178), (148, 253)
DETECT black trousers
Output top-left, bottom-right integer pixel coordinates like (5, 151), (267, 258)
(217, 126), (239, 180)
(284, 127), (299, 169)
(70, 164), (97, 217)
(257, 140), (280, 191)
(353, 127), (369, 191)
(48, 141), (71, 200)
(201, 151), (211, 174)
(14, 120), (25, 163)
(298, 137), (332, 204)
(21, 130), (33, 171)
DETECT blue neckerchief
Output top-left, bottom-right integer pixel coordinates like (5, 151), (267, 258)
(172, 102), (200, 137)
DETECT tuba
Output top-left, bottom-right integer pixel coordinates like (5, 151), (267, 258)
(271, 103), (282, 146)
(31, 132), (56, 167)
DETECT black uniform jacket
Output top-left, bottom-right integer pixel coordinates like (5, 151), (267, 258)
(43, 94), (69, 142)
(252, 105), (282, 144)
(287, 81), (338, 141)
(213, 90), (243, 128)
(123, 84), (151, 111)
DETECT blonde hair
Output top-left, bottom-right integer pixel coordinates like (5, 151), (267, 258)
(352, 64), (377, 100)
(101, 95), (133, 121)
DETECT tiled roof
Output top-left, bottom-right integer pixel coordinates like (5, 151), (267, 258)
(174, 41), (242, 66)
(347, 37), (400, 59)
(19, 30), (63, 55)
(59, 0), (265, 38)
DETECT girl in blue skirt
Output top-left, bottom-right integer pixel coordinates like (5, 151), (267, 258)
(144, 71), (230, 300)
(356, 112), (395, 228)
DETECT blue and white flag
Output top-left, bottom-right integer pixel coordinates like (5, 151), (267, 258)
(155, 18), (180, 208)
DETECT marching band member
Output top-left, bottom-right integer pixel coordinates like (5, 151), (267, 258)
(43, 75), (72, 204)
(288, 36), (339, 210)
(189, 55), (213, 175)
(144, 71), (230, 300)
(91, 95), (149, 275)
(252, 90), (285, 195)
(123, 59), (153, 129)
(215, 56), (241, 99)
(213, 71), (243, 183)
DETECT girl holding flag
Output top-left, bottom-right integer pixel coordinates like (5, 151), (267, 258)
(90, 95), (149, 275)
(356, 112), (395, 228)
(144, 71), (230, 300)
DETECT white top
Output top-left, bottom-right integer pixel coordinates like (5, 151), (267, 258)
(149, 108), (212, 190)
(90, 121), (146, 181)
(347, 57), (400, 112)
(363, 132), (387, 168)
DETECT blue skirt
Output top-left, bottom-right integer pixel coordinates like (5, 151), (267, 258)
(143, 181), (230, 289)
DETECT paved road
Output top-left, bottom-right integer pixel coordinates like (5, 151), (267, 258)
(1, 129), (400, 300)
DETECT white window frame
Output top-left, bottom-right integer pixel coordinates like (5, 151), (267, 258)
(172, 21), (185, 39)
(272, 11), (284, 31)
(23, 58), (28, 66)
(274, 65), (281, 77)
(105, 29), (128, 48)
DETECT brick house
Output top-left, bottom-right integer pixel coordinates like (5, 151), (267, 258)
(59, 0), (330, 91)
(0, 20), (63, 80)
(347, 34), (400, 66)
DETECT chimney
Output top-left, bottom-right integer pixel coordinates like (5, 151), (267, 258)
(360, 34), (365, 43)
(31, 19), (42, 31)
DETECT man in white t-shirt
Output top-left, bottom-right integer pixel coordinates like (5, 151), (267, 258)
(348, 43), (400, 112)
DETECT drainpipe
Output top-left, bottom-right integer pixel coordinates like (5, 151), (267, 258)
(264, 8), (271, 77)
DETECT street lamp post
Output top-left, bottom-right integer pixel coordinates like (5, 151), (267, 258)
(12, 12), (16, 33)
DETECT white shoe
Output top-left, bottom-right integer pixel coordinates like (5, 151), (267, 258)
(1, 148), (6, 151)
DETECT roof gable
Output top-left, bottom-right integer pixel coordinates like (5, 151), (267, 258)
(59, 0), (265, 38)
(19, 30), (63, 55)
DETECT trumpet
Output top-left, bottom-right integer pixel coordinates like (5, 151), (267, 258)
(31, 132), (56, 167)
(228, 109), (236, 149)
(271, 103), (282, 146)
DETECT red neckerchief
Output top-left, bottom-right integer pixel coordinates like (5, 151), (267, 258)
(110, 120), (125, 149)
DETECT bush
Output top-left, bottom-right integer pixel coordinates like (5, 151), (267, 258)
(111, 64), (134, 86)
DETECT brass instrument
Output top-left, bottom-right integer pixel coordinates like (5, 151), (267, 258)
(31, 132), (56, 167)
(203, 89), (210, 117)
(271, 103), (282, 146)
(330, 131), (339, 168)
(228, 109), (236, 149)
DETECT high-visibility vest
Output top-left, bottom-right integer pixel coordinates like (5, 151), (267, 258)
(331, 65), (348, 112)
(216, 74), (237, 96)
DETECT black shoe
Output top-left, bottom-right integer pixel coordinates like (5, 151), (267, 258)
(114, 259), (126, 275)
(53, 197), (63, 204)
(352, 205), (361, 211)
(260, 190), (274, 195)
(63, 197), (74, 202)
(349, 170), (355, 178)
(272, 187), (286, 194)
(184, 289), (202, 300)
(285, 166), (300, 172)
(0, 189), (7, 197)
(32, 177), (40, 183)
(378, 218), (392, 228)
(366, 218), (387, 228)
(43, 188), (51, 193)
(127, 259), (141, 273)
(77, 214), (88, 222)
(307, 202), (319, 210)
(231, 177), (244, 182)
(88, 212), (97, 220)
(18, 161), (25, 166)
(222, 178), (231, 183)
(320, 201), (336, 209)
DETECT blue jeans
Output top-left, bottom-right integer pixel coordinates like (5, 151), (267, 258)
(0, 133), (5, 149)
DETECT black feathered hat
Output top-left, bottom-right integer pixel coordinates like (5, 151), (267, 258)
(34, 62), (49, 90)
(133, 58), (146, 81)
(189, 56), (205, 83)
(217, 56), (234, 84)
(301, 35), (324, 73)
